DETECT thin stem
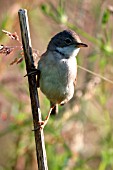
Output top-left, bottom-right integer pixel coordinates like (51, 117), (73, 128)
(78, 65), (113, 85)
(18, 9), (48, 170)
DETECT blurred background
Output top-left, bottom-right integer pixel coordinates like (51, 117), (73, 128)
(0, 0), (113, 170)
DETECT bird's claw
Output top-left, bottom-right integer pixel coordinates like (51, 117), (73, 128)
(32, 106), (53, 131)
(24, 68), (39, 77)
(32, 121), (46, 131)
(38, 121), (45, 129)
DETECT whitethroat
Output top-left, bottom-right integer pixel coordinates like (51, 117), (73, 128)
(35, 29), (88, 129)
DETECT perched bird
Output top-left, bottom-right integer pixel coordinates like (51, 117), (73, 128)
(37, 29), (88, 128)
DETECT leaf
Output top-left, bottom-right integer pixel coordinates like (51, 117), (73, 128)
(16, 57), (23, 64)
(10, 57), (24, 65)
(102, 9), (110, 25)
(10, 58), (18, 65)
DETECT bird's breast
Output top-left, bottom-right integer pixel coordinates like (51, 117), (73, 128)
(38, 54), (77, 104)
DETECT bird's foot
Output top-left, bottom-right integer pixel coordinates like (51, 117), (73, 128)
(38, 120), (47, 129)
(32, 120), (47, 131)
(32, 106), (55, 131)
(24, 68), (40, 77)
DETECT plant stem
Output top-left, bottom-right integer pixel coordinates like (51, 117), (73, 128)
(18, 9), (48, 170)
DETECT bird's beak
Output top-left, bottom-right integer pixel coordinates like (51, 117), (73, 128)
(76, 42), (88, 48)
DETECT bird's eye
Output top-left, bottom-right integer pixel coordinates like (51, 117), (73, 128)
(65, 38), (72, 45)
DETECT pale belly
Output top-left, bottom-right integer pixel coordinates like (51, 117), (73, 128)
(39, 57), (77, 104)
(40, 77), (75, 104)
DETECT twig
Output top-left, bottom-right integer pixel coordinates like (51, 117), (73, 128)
(78, 65), (113, 85)
(18, 9), (48, 170)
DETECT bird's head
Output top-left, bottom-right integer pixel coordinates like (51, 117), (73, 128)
(47, 29), (88, 58)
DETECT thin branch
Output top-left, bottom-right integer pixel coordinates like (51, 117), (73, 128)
(78, 65), (113, 85)
(18, 9), (48, 170)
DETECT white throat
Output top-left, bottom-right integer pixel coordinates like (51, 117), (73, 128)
(56, 46), (80, 58)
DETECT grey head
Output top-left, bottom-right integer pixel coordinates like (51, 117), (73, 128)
(47, 29), (88, 51)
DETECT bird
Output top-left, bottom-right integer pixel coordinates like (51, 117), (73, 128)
(37, 29), (88, 129)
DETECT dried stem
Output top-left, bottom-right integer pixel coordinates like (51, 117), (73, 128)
(18, 9), (48, 170)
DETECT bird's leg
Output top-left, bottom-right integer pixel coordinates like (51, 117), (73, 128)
(32, 105), (55, 131)
(38, 106), (55, 129)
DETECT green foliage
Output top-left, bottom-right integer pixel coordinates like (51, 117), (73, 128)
(102, 9), (110, 25)
(41, 0), (68, 24)
(47, 144), (70, 170)
(99, 131), (113, 170)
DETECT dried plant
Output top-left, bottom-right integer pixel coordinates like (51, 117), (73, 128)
(2, 30), (20, 42)
(0, 44), (14, 56)
(10, 57), (23, 65)
(0, 30), (39, 65)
